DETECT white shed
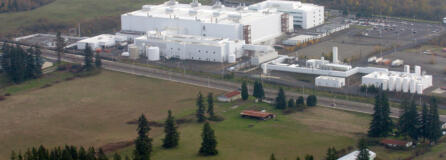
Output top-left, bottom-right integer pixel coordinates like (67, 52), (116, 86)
(315, 76), (345, 88)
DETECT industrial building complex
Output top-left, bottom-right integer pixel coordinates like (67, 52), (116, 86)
(248, 0), (324, 29)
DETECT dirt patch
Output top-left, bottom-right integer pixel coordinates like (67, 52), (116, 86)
(100, 140), (134, 154)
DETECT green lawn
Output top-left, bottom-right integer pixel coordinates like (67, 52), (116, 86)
(0, 71), (75, 95)
(116, 100), (372, 160)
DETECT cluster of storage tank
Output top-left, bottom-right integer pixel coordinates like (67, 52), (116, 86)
(365, 65), (432, 95)
(126, 44), (160, 61)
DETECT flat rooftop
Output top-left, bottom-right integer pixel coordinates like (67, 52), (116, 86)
(123, 1), (281, 25)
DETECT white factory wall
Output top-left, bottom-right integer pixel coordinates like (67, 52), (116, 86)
(134, 35), (244, 63)
(242, 13), (283, 44)
(361, 70), (433, 95)
(121, 15), (243, 41)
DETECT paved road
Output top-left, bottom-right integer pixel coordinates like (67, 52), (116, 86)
(2, 41), (445, 122)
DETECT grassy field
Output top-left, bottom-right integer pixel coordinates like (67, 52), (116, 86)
(0, 70), (221, 159)
(0, 71), (75, 95)
(0, 0), (212, 36)
(115, 100), (372, 160)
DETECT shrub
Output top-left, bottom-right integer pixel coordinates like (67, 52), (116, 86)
(306, 95), (317, 107)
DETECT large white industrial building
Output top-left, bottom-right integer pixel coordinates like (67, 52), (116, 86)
(134, 31), (245, 63)
(248, 0), (324, 29)
(121, 0), (293, 44)
(76, 34), (116, 50)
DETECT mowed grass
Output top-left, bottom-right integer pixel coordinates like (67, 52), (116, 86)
(0, 71), (75, 94)
(116, 101), (372, 160)
(0, 70), (221, 159)
(0, 0), (211, 35)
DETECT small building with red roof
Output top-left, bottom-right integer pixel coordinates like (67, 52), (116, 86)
(380, 139), (412, 148)
(240, 110), (275, 120)
(217, 90), (241, 102)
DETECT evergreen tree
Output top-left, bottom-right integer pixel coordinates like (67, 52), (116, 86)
(306, 95), (317, 107)
(207, 93), (215, 118)
(380, 92), (393, 136)
(356, 139), (369, 160)
(398, 99), (420, 140)
(368, 91), (393, 137)
(288, 98), (295, 109)
(86, 147), (96, 160)
(10, 151), (16, 160)
(95, 52), (102, 68)
(162, 110), (180, 149)
(325, 147), (337, 160)
(24, 47), (36, 79)
(199, 122), (218, 156)
(270, 153), (276, 160)
(304, 155), (314, 160)
(253, 80), (265, 101)
(296, 96), (305, 106)
(33, 47), (42, 78)
(241, 81), (249, 100)
(1, 43), (11, 74)
(134, 114), (152, 160)
(78, 147), (87, 160)
(196, 92), (206, 122)
(427, 97), (442, 143)
(113, 153), (122, 160)
(296, 156), (300, 160)
(83, 44), (94, 71)
(56, 32), (64, 65)
(97, 148), (108, 160)
(275, 88), (287, 109)
(420, 102), (430, 141)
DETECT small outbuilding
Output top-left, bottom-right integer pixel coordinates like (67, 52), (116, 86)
(380, 139), (413, 148)
(217, 90), (241, 102)
(240, 110), (275, 120)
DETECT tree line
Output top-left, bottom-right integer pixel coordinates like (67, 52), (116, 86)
(303, 0), (446, 20)
(1, 43), (43, 83)
(0, 0), (55, 13)
(368, 90), (443, 143)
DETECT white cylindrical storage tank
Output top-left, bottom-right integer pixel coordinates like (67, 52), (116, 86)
(402, 78), (409, 93)
(416, 84), (423, 95)
(388, 77), (395, 91)
(262, 63), (268, 74)
(128, 44), (139, 60)
(415, 66), (421, 76)
(228, 54), (236, 63)
(382, 79), (388, 91)
(395, 77), (402, 92)
(404, 65), (410, 73)
(332, 46), (338, 64)
(147, 46), (160, 61)
(410, 79), (416, 94)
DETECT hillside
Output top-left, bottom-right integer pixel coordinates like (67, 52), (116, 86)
(0, 0), (55, 13)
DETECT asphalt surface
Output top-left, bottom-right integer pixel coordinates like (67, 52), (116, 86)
(2, 41), (445, 122)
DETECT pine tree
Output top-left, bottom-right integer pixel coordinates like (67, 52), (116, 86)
(380, 92), (393, 136)
(270, 153), (276, 160)
(199, 122), (218, 156)
(10, 151), (17, 160)
(196, 92), (206, 122)
(420, 102), (430, 141)
(83, 44), (94, 71)
(55, 32), (64, 65)
(296, 156), (301, 160)
(356, 139), (369, 160)
(275, 88), (287, 109)
(241, 81), (249, 100)
(86, 147), (96, 160)
(95, 52), (102, 68)
(427, 97), (442, 143)
(113, 153), (122, 160)
(78, 147), (87, 160)
(1, 43), (11, 74)
(134, 114), (152, 160)
(325, 147), (337, 160)
(406, 100), (420, 140)
(162, 110), (179, 149)
(288, 98), (295, 109)
(304, 155), (314, 160)
(24, 47), (36, 79)
(97, 148), (107, 160)
(253, 80), (265, 101)
(306, 95), (317, 107)
(296, 96), (305, 106)
(368, 93), (383, 137)
(33, 47), (42, 78)
(207, 93), (215, 118)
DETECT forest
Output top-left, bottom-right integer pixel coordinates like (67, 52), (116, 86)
(0, 0), (55, 13)
(302, 0), (446, 20)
